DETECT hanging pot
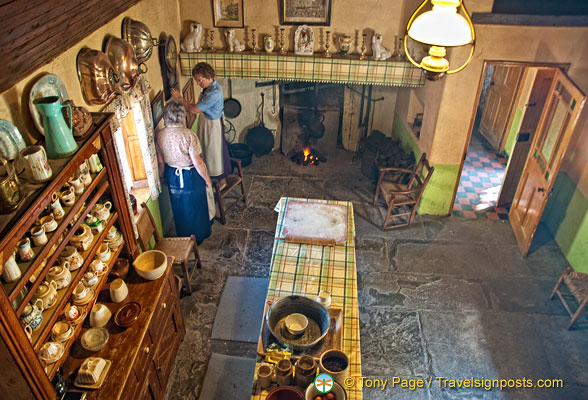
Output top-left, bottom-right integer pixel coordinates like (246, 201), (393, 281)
(76, 48), (118, 105)
(122, 17), (159, 63)
(245, 93), (274, 157)
(299, 110), (325, 139)
(105, 36), (147, 94)
(223, 78), (241, 119)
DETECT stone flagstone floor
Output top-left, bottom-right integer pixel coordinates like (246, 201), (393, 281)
(164, 149), (588, 400)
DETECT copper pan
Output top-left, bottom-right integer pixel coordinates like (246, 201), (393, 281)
(76, 48), (118, 105)
(105, 36), (147, 94)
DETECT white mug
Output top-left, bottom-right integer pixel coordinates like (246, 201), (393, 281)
(39, 213), (58, 233)
(30, 226), (48, 247)
(68, 175), (84, 195)
(48, 192), (65, 220)
(17, 238), (35, 261)
(20, 145), (53, 183)
(2, 251), (22, 282)
(59, 187), (75, 206)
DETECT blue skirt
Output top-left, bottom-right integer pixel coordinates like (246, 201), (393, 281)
(165, 165), (211, 244)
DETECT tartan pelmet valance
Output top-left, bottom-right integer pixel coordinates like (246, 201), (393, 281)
(180, 52), (425, 87)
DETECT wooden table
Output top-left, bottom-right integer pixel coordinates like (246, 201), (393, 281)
(250, 197), (362, 399)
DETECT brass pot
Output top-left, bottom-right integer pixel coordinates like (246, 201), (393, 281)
(0, 157), (23, 214)
(76, 48), (118, 105)
(122, 17), (158, 63)
(105, 36), (147, 94)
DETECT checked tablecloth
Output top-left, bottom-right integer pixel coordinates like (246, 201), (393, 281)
(250, 197), (362, 399)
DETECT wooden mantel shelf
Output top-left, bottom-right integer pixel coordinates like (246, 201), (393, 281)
(180, 51), (426, 87)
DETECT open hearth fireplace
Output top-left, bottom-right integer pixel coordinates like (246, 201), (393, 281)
(290, 145), (327, 165)
(290, 108), (328, 166)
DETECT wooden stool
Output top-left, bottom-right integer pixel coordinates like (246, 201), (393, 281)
(550, 266), (588, 329)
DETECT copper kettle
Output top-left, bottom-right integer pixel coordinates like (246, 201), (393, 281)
(0, 157), (23, 214)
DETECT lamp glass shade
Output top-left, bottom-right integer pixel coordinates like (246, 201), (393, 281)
(408, 3), (472, 47)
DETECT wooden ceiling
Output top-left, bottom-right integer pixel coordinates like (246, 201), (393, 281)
(0, 0), (142, 93)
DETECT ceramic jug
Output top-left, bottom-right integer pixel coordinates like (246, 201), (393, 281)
(20, 301), (44, 331)
(20, 145), (52, 183)
(339, 35), (352, 56)
(32, 96), (78, 159)
(2, 251), (22, 283)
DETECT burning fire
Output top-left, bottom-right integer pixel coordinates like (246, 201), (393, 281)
(303, 147), (318, 163)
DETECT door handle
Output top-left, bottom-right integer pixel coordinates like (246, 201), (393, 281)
(538, 187), (545, 193)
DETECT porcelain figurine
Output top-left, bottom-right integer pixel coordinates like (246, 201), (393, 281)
(339, 35), (352, 56)
(264, 36), (275, 53)
(181, 22), (203, 53)
(225, 29), (245, 52)
(372, 33), (392, 61)
(294, 25), (314, 56)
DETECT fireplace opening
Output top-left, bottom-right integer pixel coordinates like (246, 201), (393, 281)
(291, 146), (327, 165)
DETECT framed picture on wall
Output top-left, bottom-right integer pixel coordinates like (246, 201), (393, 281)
(280, 0), (332, 25)
(151, 91), (164, 129)
(212, 0), (244, 28)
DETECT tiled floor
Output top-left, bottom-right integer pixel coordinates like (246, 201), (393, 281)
(453, 134), (509, 220)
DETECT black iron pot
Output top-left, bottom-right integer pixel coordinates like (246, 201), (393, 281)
(229, 143), (253, 167)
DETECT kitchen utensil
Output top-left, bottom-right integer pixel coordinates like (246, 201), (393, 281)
(0, 157), (23, 214)
(319, 349), (349, 388)
(122, 17), (158, 63)
(295, 355), (317, 389)
(28, 74), (70, 135)
(32, 96), (78, 159)
(266, 386), (303, 400)
(109, 278), (128, 303)
(114, 301), (141, 328)
(257, 364), (273, 389)
(105, 36), (147, 94)
(74, 358), (111, 389)
(224, 78), (241, 118)
(76, 48), (117, 105)
(133, 250), (167, 280)
(305, 381), (346, 400)
(3, 251), (21, 282)
(275, 358), (293, 386)
(89, 303), (112, 328)
(285, 313), (309, 335)
(246, 93), (274, 156)
(20, 146), (53, 183)
(81, 327), (109, 352)
(266, 295), (330, 351)
(229, 143), (252, 167)
(0, 119), (26, 160)
(110, 258), (129, 279)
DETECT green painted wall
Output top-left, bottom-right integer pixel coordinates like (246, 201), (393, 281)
(543, 172), (588, 274)
(391, 114), (460, 215)
(504, 109), (523, 158)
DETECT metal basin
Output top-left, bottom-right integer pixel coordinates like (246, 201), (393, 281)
(76, 48), (117, 105)
(122, 17), (158, 63)
(266, 295), (330, 351)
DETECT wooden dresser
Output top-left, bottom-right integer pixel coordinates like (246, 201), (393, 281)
(0, 113), (184, 399)
(62, 256), (184, 399)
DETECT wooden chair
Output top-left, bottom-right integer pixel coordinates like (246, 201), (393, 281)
(212, 157), (247, 224)
(136, 203), (202, 295)
(550, 267), (588, 329)
(373, 152), (434, 230)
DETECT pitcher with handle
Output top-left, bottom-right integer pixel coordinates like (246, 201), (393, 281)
(20, 145), (53, 183)
(32, 96), (78, 159)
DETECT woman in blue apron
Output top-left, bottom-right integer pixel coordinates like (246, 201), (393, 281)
(156, 100), (212, 244)
(171, 62), (231, 182)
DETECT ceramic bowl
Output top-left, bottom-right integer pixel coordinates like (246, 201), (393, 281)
(266, 295), (329, 351)
(114, 301), (141, 328)
(267, 386), (304, 400)
(133, 250), (167, 280)
(89, 303), (112, 328)
(285, 313), (309, 335)
(81, 327), (109, 352)
(110, 258), (129, 279)
(305, 381), (346, 400)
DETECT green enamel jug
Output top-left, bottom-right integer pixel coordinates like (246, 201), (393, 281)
(33, 96), (78, 159)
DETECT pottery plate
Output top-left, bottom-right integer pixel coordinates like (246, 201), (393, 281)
(29, 74), (70, 135)
(81, 327), (109, 352)
(0, 119), (26, 161)
(74, 359), (111, 389)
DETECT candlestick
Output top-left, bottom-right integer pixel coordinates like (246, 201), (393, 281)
(280, 28), (286, 55)
(359, 34), (366, 60)
(325, 31), (331, 58)
(251, 29), (257, 53)
(210, 30), (216, 52)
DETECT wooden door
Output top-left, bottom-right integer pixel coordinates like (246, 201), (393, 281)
(479, 65), (523, 151)
(498, 68), (556, 206)
(510, 69), (585, 255)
